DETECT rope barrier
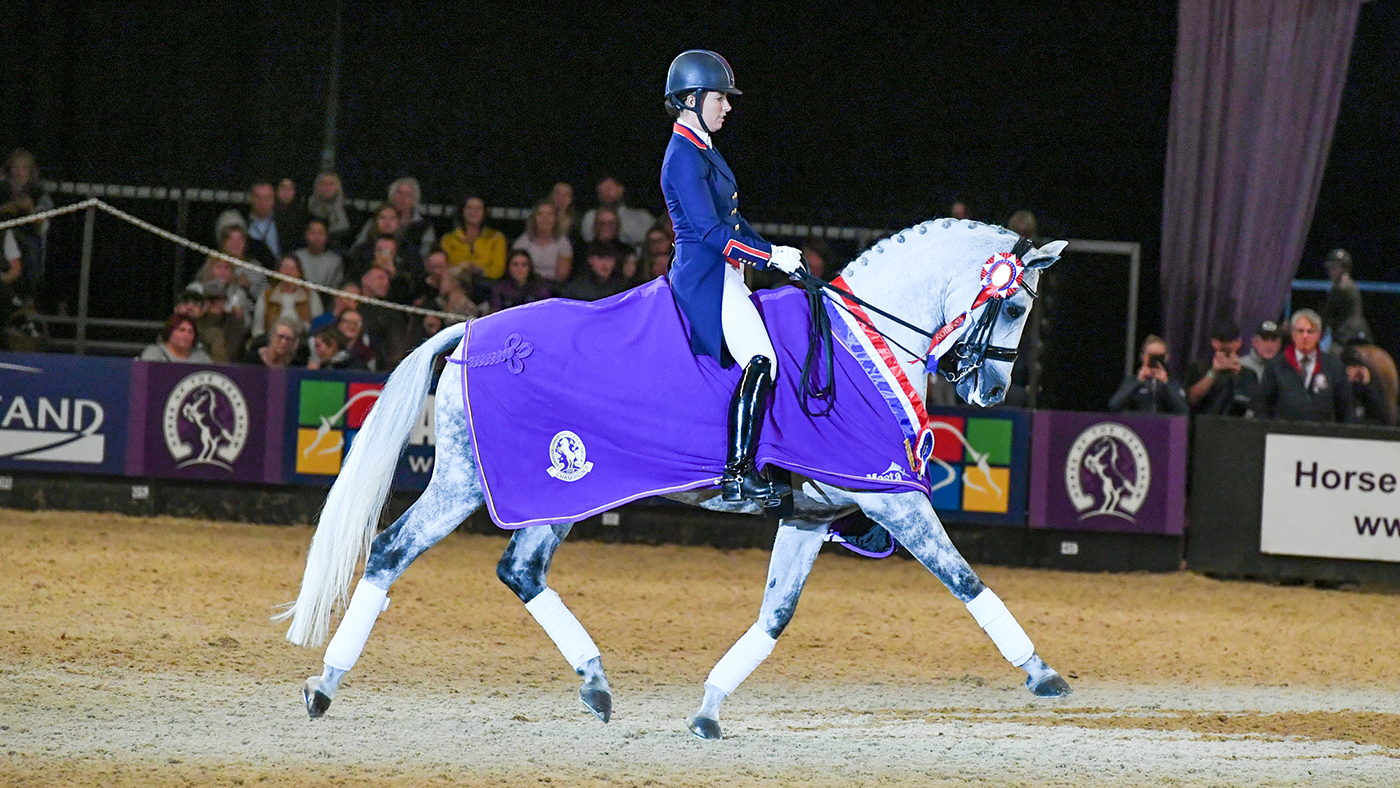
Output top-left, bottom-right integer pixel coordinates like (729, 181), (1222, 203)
(0, 198), (464, 322)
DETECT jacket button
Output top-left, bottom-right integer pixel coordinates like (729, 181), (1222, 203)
(734, 224), (740, 231)
(732, 192), (738, 200)
(730, 208), (737, 215)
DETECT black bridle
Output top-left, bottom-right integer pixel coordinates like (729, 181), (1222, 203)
(795, 236), (1037, 415)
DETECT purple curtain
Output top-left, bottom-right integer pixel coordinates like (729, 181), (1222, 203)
(1161, 0), (1362, 365)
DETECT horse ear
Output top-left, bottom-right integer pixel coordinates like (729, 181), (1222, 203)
(1025, 239), (1067, 269)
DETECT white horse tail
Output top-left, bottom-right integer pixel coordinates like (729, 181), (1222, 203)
(276, 320), (470, 646)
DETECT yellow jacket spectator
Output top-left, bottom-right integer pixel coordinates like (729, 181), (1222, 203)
(440, 195), (507, 279)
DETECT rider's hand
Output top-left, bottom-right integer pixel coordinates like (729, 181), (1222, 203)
(769, 245), (806, 277)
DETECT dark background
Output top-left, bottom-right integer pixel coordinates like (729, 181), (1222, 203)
(3, 1), (1397, 410)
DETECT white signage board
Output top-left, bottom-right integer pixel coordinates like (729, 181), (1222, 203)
(1260, 433), (1400, 562)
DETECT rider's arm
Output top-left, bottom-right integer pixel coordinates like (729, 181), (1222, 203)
(663, 146), (773, 270)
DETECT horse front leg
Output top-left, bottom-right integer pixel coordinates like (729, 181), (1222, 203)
(853, 490), (1071, 698)
(687, 518), (828, 740)
(496, 523), (612, 723)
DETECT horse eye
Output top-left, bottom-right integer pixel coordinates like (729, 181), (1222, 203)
(1005, 304), (1025, 319)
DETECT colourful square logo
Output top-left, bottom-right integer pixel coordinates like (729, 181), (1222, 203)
(346, 383), (383, 428)
(296, 427), (345, 475)
(299, 380), (346, 427)
(929, 416), (966, 461)
(962, 466), (1010, 513)
(928, 464), (962, 510)
(965, 418), (1013, 465)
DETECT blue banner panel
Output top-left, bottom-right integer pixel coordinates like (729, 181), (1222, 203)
(0, 352), (132, 476)
(924, 406), (1031, 526)
(1028, 411), (1188, 535)
(282, 368), (435, 492)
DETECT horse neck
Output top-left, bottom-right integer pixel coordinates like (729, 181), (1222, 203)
(836, 235), (961, 379)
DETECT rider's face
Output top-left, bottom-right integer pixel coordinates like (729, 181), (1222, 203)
(701, 91), (730, 131)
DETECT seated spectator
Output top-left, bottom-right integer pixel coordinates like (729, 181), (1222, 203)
(419, 251), (482, 316)
(240, 316), (302, 367)
(359, 268), (411, 369)
(307, 171), (352, 250)
(295, 218), (345, 309)
(193, 281), (245, 363)
(307, 325), (363, 371)
(335, 308), (378, 370)
(172, 289), (225, 362)
(351, 177), (435, 271)
(513, 200), (572, 282)
(642, 249), (671, 282)
(346, 204), (402, 282)
(1007, 209), (1038, 243)
(1, 228), (22, 337)
(439, 195), (507, 280)
(1108, 335), (1188, 414)
(139, 314), (213, 363)
(550, 181), (578, 240)
(490, 249), (552, 312)
(948, 200), (971, 220)
(802, 238), (837, 282)
(0, 148), (53, 303)
(560, 245), (630, 302)
(190, 247), (254, 329)
(252, 254), (323, 340)
(368, 236), (415, 305)
(1257, 309), (1352, 422)
(1239, 320), (1284, 379)
(1186, 319), (1257, 416)
(581, 175), (654, 249)
(215, 180), (282, 267)
(415, 248), (451, 303)
(586, 208), (639, 280)
(275, 177), (310, 246)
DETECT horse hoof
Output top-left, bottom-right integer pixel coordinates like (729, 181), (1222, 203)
(580, 687), (612, 723)
(1027, 673), (1073, 698)
(303, 679), (333, 719)
(686, 714), (723, 740)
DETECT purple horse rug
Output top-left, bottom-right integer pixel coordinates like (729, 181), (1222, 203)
(457, 278), (929, 529)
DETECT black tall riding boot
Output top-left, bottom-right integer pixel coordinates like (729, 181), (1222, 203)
(721, 356), (791, 505)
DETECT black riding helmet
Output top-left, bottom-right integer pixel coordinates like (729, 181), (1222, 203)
(664, 50), (741, 136)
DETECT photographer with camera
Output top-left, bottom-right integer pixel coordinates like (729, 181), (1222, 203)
(1108, 334), (1189, 414)
(1186, 319), (1259, 416)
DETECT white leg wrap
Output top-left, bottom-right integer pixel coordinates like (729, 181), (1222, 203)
(706, 623), (778, 696)
(524, 588), (601, 671)
(965, 588), (1035, 667)
(323, 579), (390, 671)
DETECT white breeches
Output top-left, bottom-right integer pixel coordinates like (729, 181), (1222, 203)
(721, 264), (777, 376)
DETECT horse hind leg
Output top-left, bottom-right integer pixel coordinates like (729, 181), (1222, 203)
(304, 403), (485, 719)
(687, 519), (828, 740)
(497, 523), (612, 723)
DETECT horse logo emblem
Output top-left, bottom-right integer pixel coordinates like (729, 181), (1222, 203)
(546, 430), (594, 482)
(162, 371), (249, 470)
(1064, 422), (1150, 521)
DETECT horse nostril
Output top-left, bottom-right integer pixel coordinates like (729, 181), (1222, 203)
(989, 386), (1004, 399)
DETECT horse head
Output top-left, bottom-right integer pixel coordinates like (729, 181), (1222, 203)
(938, 233), (1066, 407)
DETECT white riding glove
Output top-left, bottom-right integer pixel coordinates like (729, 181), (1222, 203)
(769, 245), (806, 277)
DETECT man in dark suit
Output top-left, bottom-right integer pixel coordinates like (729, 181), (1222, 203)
(1257, 309), (1352, 422)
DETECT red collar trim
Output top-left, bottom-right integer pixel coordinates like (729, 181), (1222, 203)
(1285, 345), (1320, 382)
(672, 122), (708, 150)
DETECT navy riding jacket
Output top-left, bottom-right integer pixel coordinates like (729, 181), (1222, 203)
(661, 122), (773, 363)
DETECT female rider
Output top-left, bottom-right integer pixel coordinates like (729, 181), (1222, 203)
(661, 50), (805, 506)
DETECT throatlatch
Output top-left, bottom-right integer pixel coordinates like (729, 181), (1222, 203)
(721, 355), (791, 509)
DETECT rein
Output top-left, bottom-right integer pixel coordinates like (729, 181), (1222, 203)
(793, 237), (1035, 415)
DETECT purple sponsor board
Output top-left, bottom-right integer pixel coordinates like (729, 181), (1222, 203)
(134, 362), (285, 483)
(0, 352), (132, 476)
(1029, 411), (1187, 535)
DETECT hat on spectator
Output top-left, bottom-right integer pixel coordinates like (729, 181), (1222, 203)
(202, 280), (228, 299)
(1256, 320), (1282, 338)
(177, 288), (205, 305)
(1209, 318), (1240, 342)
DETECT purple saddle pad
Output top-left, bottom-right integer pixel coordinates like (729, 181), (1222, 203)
(458, 279), (928, 528)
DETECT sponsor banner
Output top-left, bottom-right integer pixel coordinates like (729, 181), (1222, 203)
(0, 352), (131, 475)
(283, 368), (436, 491)
(1260, 433), (1400, 563)
(924, 406), (1030, 526)
(137, 362), (283, 483)
(1029, 411), (1187, 534)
